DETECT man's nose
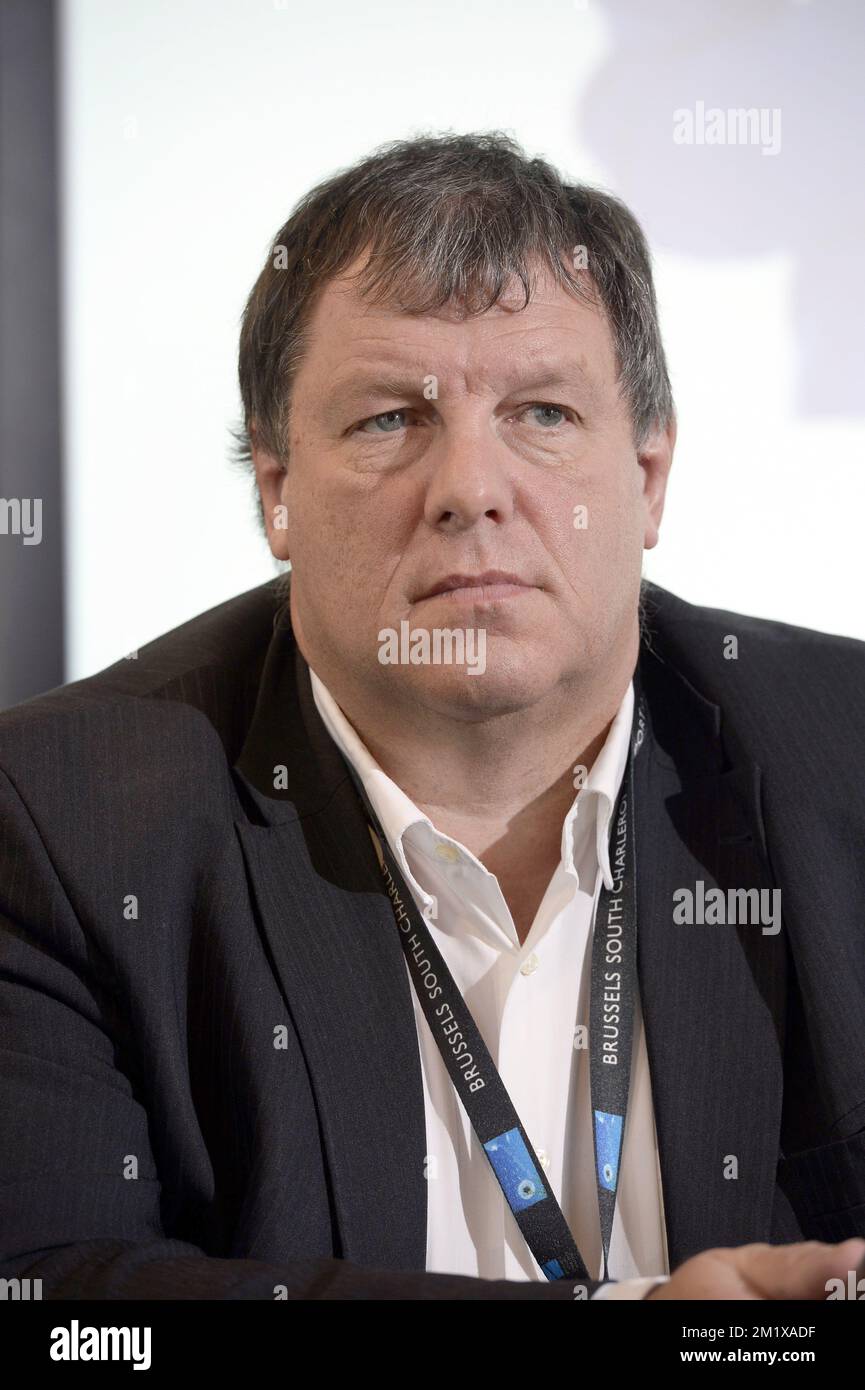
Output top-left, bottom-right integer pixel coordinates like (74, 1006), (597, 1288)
(421, 416), (515, 533)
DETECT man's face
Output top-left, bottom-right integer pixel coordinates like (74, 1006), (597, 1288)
(254, 252), (674, 719)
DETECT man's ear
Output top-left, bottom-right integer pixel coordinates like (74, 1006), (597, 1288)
(638, 413), (676, 551)
(250, 425), (291, 562)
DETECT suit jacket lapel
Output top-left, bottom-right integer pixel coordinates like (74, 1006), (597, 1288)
(636, 647), (787, 1269)
(232, 607), (428, 1270)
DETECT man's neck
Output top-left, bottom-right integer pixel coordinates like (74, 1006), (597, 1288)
(309, 643), (637, 944)
(328, 669), (625, 945)
(405, 719), (611, 860)
(415, 725), (611, 947)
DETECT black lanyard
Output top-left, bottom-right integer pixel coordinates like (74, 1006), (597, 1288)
(343, 676), (647, 1282)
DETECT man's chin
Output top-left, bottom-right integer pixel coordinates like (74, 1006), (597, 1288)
(378, 659), (558, 722)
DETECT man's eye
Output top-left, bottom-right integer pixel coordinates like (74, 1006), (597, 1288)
(521, 403), (570, 428)
(357, 409), (410, 434)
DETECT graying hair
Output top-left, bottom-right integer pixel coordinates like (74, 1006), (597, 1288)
(233, 130), (674, 529)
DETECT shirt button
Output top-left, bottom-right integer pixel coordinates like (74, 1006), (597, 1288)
(536, 1149), (551, 1171)
(520, 952), (539, 976)
(434, 842), (460, 863)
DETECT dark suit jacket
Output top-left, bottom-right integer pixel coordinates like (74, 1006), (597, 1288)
(1, 577), (864, 1300)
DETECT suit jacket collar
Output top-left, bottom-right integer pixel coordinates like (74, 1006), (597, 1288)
(232, 585), (786, 1274)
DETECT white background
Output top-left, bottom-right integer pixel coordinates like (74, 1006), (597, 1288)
(60, 0), (865, 678)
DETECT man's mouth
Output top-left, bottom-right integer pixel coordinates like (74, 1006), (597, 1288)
(414, 571), (536, 603)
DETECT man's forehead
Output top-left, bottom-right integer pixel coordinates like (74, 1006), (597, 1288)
(322, 348), (598, 400)
(305, 258), (612, 379)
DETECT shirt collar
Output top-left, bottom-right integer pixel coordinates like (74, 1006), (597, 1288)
(308, 667), (633, 891)
(308, 668), (436, 878)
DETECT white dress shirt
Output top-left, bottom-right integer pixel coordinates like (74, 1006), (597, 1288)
(309, 667), (671, 1299)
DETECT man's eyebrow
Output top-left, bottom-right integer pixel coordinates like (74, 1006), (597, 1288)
(327, 371), (430, 405)
(511, 364), (594, 393)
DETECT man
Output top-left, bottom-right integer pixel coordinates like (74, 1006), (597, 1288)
(1, 132), (864, 1301)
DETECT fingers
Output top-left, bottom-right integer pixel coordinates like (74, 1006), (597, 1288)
(739, 1238), (865, 1301)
